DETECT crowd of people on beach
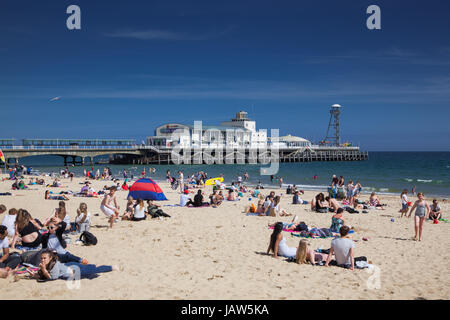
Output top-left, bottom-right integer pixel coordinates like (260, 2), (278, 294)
(0, 165), (445, 284)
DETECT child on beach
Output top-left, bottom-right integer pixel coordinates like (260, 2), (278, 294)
(400, 189), (409, 217)
(31, 250), (118, 281)
(100, 186), (120, 228)
(75, 203), (91, 233)
(408, 193), (430, 241)
(429, 199), (442, 221)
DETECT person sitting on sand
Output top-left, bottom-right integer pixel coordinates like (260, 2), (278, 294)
(429, 199), (442, 221)
(179, 193), (191, 207)
(123, 198), (147, 221)
(41, 218), (88, 264)
(263, 195), (274, 215)
(326, 196), (340, 213)
(315, 193), (328, 213)
(44, 201), (71, 232)
(29, 249), (118, 281)
(325, 226), (367, 270)
(100, 186), (120, 228)
(209, 191), (222, 206)
(292, 191), (308, 205)
(329, 208), (352, 233)
(270, 196), (292, 217)
(75, 203), (91, 233)
(1, 207), (17, 238)
(187, 190), (209, 207)
(227, 189), (238, 201)
(0, 225), (21, 269)
(296, 239), (330, 265)
(11, 209), (43, 250)
(122, 197), (135, 218)
(369, 192), (386, 210)
(267, 222), (297, 259)
(45, 190), (69, 201)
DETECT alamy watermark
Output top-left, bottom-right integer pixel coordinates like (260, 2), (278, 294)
(166, 120), (279, 175)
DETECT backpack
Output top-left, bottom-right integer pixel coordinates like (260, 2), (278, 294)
(79, 231), (97, 245)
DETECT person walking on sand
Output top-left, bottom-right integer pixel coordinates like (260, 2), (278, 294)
(279, 177), (283, 189)
(399, 189), (409, 218)
(100, 186), (120, 228)
(408, 192), (430, 241)
(178, 171), (184, 193)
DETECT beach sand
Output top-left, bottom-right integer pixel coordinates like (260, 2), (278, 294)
(0, 174), (448, 300)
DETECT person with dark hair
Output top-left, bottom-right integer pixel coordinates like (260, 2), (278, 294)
(187, 190), (209, 207)
(41, 217), (88, 264)
(266, 222), (297, 259)
(326, 196), (340, 213)
(11, 209), (43, 250)
(315, 193), (328, 213)
(31, 249), (118, 280)
(325, 226), (366, 270)
(330, 208), (346, 233)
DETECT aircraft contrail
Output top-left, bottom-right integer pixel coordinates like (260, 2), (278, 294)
(50, 96), (61, 101)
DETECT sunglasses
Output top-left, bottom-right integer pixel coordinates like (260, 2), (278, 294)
(48, 226), (56, 230)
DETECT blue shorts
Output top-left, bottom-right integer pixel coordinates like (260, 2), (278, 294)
(402, 203), (408, 210)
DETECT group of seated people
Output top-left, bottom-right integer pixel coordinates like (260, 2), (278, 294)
(267, 223), (366, 270)
(122, 197), (171, 220)
(0, 201), (120, 280)
(310, 191), (386, 213)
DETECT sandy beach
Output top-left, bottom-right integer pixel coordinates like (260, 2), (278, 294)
(0, 174), (448, 300)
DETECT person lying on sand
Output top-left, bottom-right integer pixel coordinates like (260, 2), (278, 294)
(45, 190), (69, 201)
(28, 250), (118, 281)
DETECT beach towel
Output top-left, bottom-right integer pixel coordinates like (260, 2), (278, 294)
(268, 226), (298, 233)
(14, 264), (39, 275)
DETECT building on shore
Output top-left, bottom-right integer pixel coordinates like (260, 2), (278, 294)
(146, 111), (268, 148)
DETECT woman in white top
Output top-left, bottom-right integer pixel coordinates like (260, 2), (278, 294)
(122, 199), (147, 221)
(267, 222), (297, 258)
(400, 189), (409, 218)
(270, 196), (292, 217)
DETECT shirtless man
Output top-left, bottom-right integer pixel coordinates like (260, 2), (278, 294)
(326, 196), (341, 213)
(100, 186), (120, 228)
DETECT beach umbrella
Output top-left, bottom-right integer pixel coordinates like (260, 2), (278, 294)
(128, 178), (168, 201)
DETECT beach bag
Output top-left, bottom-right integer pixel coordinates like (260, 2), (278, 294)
(79, 231), (97, 246)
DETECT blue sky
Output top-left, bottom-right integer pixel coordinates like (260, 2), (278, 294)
(1, 0), (449, 151)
